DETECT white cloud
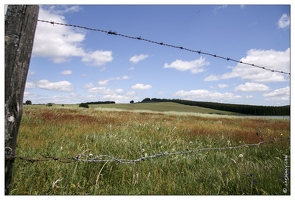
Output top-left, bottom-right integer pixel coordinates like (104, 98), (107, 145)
(81, 50), (113, 66)
(47, 93), (81, 104)
(175, 89), (242, 101)
(32, 6), (113, 66)
(122, 75), (129, 80)
(108, 76), (124, 80)
(25, 82), (36, 89)
(277, 13), (290, 29)
(43, 5), (81, 14)
(83, 82), (94, 88)
(207, 48), (290, 82)
(101, 92), (137, 103)
(263, 86), (290, 101)
(36, 79), (74, 92)
(24, 92), (85, 104)
(235, 82), (270, 92)
(58, 5), (81, 13)
(218, 84), (228, 88)
(28, 71), (36, 75)
(205, 74), (219, 81)
(129, 54), (149, 63)
(88, 87), (106, 94)
(116, 89), (124, 93)
(86, 87), (137, 103)
(102, 94), (129, 102)
(214, 5), (227, 15)
(98, 75), (130, 86)
(131, 84), (152, 90)
(246, 95), (253, 99)
(164, 58), (209, 74)
(61, 70), (72, 75)
(98, 79), (109, 86)
(51, 93), (79, 102)
(32, 7), (85, 63)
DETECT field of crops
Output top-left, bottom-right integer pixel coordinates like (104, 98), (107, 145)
(10, 104), (290, 195)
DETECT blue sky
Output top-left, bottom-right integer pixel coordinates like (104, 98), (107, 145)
(10, 4), (291, 105)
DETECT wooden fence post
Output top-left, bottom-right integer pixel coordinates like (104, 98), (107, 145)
(5, 5), (39, 195)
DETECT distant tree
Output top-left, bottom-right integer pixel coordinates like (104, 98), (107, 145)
(86, 101), (115, 104)
(46, 103), (53, 107)
(142, 98), (151, 102)
(130, 100), (134, 104)
(25, 100), (32, 105)
(79, 103), (89, 108)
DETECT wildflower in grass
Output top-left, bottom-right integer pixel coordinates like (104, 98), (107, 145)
(239, 154), (243, 158)
(189, 141), (193, 145)
(70, 183), (76, 189)
(250, 173), (253, 177)
(253, 180), (257, 184)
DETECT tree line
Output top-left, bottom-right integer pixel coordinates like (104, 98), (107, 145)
(86, 101), (115, 104)
(140, 98), (290, 116)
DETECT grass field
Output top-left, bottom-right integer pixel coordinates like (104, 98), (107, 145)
(87, 102), (239, 115)
(10, 104), (290, 195)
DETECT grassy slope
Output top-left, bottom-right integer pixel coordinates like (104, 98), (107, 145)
(86, 102), (239, 115)
(11, 106), (290, 195)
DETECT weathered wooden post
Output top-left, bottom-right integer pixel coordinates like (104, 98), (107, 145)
(5, 5), (39, 195)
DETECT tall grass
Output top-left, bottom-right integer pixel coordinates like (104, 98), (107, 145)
(10, 105), (290, 195)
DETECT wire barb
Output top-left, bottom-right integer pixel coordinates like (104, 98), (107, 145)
(107, 31), (117, 35)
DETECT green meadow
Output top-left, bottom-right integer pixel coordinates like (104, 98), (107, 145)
(88, 102), (239, 115)
(10, 103), (290, 195)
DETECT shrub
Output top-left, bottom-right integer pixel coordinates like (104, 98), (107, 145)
(25, 100), (32, 105)
(79, 103), (89, 108)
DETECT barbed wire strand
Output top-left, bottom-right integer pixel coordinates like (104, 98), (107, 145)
(37, 19), (290, 75)
(6, 131), (266, 164)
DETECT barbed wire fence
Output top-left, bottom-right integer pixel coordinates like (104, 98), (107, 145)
(37, 19), (290, 75)
(5, 20), (287, 165)
(6, 128), (266, 164)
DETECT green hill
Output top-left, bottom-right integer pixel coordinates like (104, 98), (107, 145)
(139, 98), (290, 116)
(89, 102), (239, 115)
